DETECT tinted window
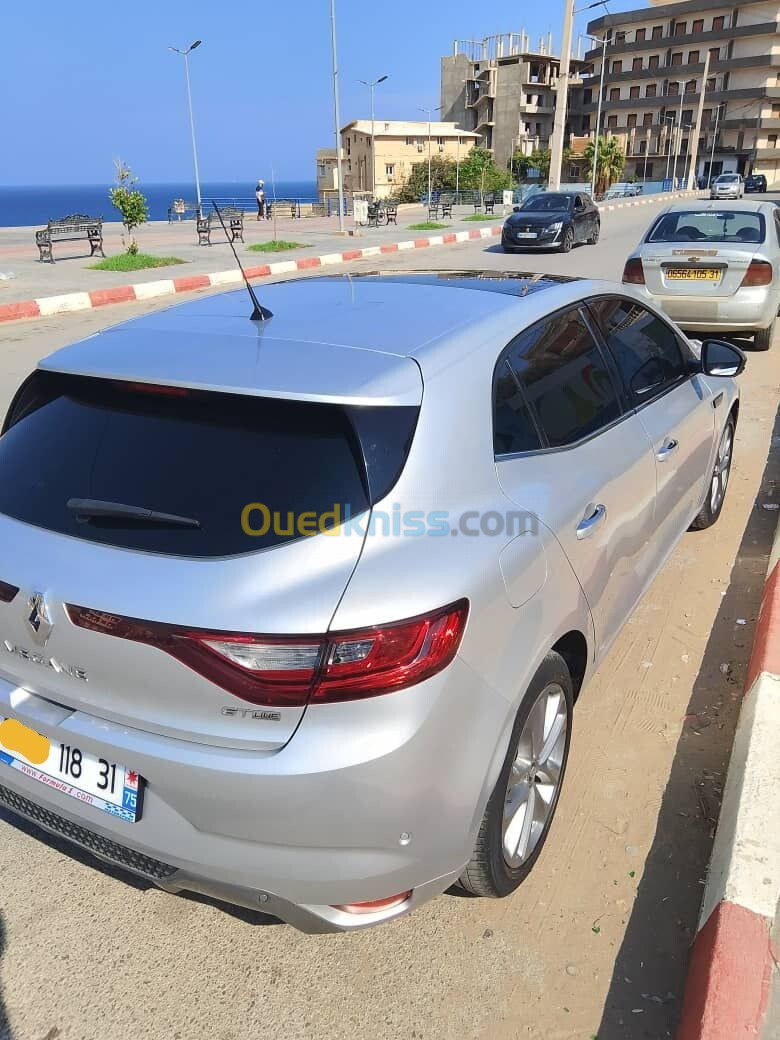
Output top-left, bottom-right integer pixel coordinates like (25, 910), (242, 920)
(0, 373), (381, 557)
(493, 362), (542, 455)
(502, 309), (621, 448)
(647, 209), (764, 244)
(589, 298), (687, 402)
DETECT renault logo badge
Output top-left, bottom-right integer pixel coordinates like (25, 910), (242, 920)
(26, 592), (53, 647)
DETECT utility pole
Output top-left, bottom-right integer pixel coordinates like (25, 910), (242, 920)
(548, 0), (575, 190)
(417, 105), (441, 206)
(330, 0), (345, 233)
(686, 52), (710, 189)
(707, 102), (724, 186)
(671, 86), (685, 186)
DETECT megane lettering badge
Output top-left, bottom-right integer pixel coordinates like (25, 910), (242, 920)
(26, 592), (53, 647)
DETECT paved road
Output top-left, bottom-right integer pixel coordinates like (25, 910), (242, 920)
(0, 206), (778, 1040)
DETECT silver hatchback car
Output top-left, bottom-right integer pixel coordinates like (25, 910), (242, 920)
(710, 173), (744, 200)
(623, 201), (780, 349)
(0, 274), (743, 931)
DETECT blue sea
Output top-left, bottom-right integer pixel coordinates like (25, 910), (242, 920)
(0, 181), (318, 227)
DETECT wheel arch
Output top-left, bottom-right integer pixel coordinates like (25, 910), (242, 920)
(551, 629), (589, 703)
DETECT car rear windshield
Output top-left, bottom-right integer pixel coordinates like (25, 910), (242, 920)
(522, 194), (572, 212)
(0, 373), (417, 557)
(647, 210), (765, 244)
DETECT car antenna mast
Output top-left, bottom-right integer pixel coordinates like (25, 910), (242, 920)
(211, 201), (273, 321)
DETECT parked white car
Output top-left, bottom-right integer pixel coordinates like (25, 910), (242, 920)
(623, 201), (780, 349)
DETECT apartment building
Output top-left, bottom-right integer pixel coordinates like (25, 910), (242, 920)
(315, 149), (339, 203)
(583, 0), (780, 185)
(440, 33), (589, 171)
(338, 120), (479, 199)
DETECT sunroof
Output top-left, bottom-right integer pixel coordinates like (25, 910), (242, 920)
(348, 271), (579, 297)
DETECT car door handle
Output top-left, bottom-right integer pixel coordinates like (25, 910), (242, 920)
(576, 503), (607, 540)
(656, 438), (679, 461)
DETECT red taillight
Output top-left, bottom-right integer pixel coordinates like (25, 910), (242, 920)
(740, 260), (773, 287)
(622, 257), (645, 284)
(65, 600), (469, 707)
(115, 381), (192, 397)
(0, 580), (18, 604)
(332, 891), (413, 915)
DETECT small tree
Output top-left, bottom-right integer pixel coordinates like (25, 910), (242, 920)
(583, 136), (626, 194)
(457, 147), (513, 194)
(397, 156), (457, 202)
(109, 158), (149, 253)
(527, 148), (551, 182)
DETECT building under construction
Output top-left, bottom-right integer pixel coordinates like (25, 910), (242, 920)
(440, 32), (590, 170)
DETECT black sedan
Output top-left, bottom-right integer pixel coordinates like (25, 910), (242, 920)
(745, 174), (768, 193)
(501, 192), (600, 253)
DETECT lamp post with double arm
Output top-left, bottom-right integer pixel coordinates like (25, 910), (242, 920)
(359, 75), (388, 199)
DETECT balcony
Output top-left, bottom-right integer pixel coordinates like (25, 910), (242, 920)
(581, 52), (778, 88)
(584, 21), (779, 60)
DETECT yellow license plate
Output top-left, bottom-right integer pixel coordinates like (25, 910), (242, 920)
(666, 268), (720, 281)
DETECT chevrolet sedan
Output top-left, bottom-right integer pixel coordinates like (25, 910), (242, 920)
(623, 201), (780, 349)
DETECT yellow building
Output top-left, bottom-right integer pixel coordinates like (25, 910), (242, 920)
(339, 120), (480, 199)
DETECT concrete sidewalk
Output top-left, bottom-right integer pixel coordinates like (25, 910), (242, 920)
(0, 191), (702, 322)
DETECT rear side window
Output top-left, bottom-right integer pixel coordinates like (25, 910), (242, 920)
(497, 307), (621, 450)
(589, 297), (687, 403)
(0, 374), (397, 557)
(493, 362), (542, 455)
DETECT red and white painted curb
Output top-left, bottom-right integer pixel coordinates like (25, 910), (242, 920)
(676, 521), (780, 1040)
(0, 191), (702, 324)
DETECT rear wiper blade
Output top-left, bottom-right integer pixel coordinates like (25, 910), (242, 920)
(67, 498), (200, 529)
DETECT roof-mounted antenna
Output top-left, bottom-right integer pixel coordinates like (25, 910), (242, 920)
(211, 200), (273, 321)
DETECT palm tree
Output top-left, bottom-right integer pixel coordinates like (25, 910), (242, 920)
(583, 135), (626, 194)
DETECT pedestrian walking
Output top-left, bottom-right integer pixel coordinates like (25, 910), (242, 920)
(255, 180), (265, 220)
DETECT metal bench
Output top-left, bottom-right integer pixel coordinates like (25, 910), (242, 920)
(168, 199), (199, 222)
(385, 202), (398, 225)
(35, 214), (104, 263)
(483, 194), (496, 214)
(440, 195), (454, 218)
(198, 207), (244, 245)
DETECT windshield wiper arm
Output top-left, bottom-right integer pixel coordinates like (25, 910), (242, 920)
(67, 498), (201, 529)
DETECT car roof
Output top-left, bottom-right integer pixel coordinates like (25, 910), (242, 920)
(39, 272), (589, 407)
(661, 200), (767, 213)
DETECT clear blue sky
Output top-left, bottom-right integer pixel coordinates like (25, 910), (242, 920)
(2, 0), (641, 185)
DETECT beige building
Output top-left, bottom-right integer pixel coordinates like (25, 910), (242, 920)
(584, 0), (780, 185)
(315, 148), (339, 203)
(338, 120), (479, 199)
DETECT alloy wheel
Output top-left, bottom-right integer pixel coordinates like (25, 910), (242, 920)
(502, 683), (568, 868)
(710, 423), (733, 514)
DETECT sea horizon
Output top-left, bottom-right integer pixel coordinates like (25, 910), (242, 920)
(0, 180), (318, 228)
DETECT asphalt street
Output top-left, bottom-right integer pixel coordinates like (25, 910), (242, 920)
(0, 201), (778, 1040)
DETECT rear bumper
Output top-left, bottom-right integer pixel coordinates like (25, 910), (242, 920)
(633, 284), (779, 333)
(0, 657), (511, 931)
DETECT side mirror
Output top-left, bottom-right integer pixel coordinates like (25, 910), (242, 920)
(513, 205), (521, 213)
(701, 339), (746, 378)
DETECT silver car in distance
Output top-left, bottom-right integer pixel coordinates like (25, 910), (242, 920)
(623, 201), (780, 350)
(0, 273), (743, 932)
(710, 173), (744, 200)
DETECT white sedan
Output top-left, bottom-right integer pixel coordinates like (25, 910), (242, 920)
(623, 201), (780, 350)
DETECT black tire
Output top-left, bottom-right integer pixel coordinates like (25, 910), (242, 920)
(587, 221), (600, 245)
(690, 415), (735, 530)
(560, 226), (574, 253)
(459, 651), (574, 898)
(754, 320), (774, 351)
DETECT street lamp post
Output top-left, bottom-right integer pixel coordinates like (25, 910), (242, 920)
(417, 105), (441, 208)
(359, 75), (388, 199)
(662, 113), (677, 181)
(169, 40), (203, 216)
(581, 31), (608, 196)
(329, 0), (346, 233)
